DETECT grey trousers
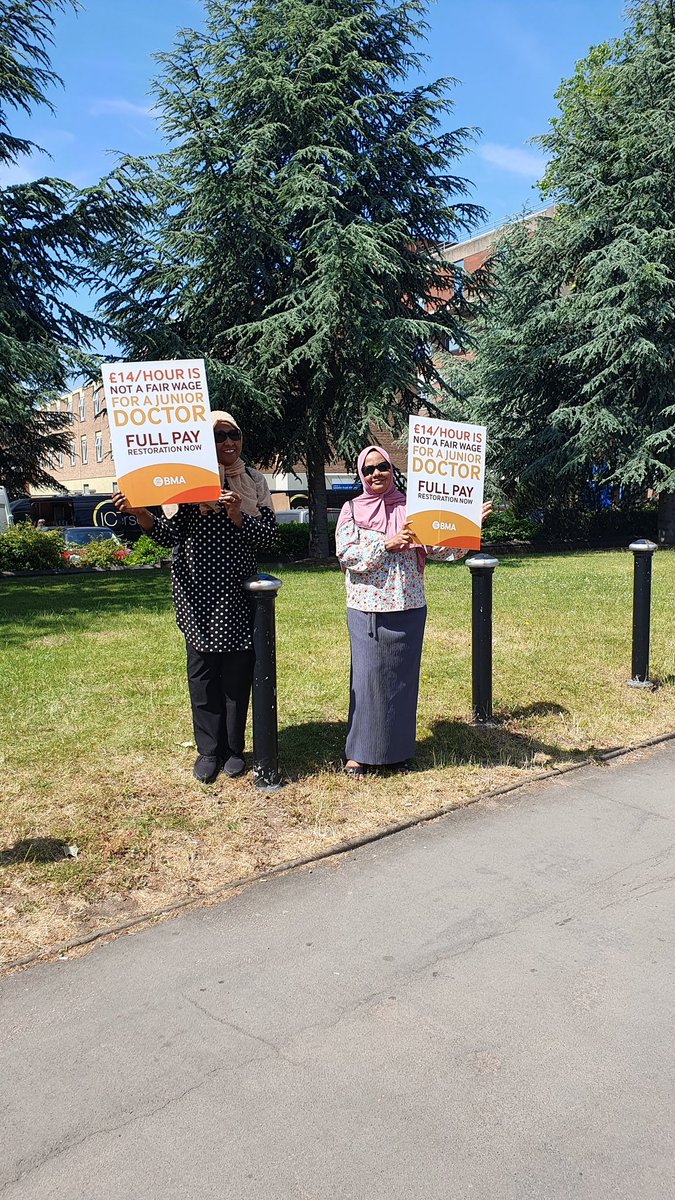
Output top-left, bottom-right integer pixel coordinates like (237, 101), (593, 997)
(345, 606), (427, 766)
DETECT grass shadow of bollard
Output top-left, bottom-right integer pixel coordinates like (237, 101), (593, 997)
(0, 837), (68, 866)
(277, 720), (347, 779)
(418, 702), (599, 772)
(500, 701), (569, 722)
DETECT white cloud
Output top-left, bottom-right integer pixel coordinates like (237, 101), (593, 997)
(89, 98), (155, 119)
(479, 143), (547, 179)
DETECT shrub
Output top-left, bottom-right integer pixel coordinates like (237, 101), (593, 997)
(75, 538), (130, 568)
(0, 523), (66, 571)
(268, 521), (337, 559)
(270, 522), (309, 558)
(125, 534), (169, 566)
(482, 509), (541, 543)
(536, 505), (658, 543)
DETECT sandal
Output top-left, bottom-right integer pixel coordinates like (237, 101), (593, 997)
(343, 762), (366, 780)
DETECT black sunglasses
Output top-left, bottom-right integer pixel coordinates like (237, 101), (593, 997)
(362, 460), (391, 477)
(214, 428), (242, 442)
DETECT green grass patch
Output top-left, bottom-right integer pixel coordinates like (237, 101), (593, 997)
(1, 550), (674, 963)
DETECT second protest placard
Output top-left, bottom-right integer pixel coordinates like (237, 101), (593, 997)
(102, 358), (222, 508)
(405, 415), (487, 549)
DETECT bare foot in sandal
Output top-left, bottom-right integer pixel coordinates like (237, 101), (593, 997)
(344, 760), (366, 780)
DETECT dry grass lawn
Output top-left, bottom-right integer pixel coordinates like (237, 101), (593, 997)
(1, 549), (674, 966)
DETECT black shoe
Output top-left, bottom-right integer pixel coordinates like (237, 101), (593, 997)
(222, 754), (245, 779)
(193, 755), (221, 784)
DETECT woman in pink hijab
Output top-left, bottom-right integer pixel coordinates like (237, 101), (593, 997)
(336, 445), (489, 779)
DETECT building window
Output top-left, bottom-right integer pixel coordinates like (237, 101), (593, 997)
(95, 432), (103, 463)
(58, 451), (64, 469)
(82, 483), (90, 496)
(70, 440), (76, 466)
(79, 392), (86, 422)
(81, 435), (88, 465)
(94, 389), (101, 417)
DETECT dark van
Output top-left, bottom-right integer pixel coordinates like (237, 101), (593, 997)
(9, 494), (142, 541)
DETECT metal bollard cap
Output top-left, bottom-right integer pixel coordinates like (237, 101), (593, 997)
(629, 539), (657, 553)
(465, 551), (500, 571)
(243, 573), (283, 593)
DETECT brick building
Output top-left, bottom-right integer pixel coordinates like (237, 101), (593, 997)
(34, 380), (116, 498)
(441, 206), (556, 278)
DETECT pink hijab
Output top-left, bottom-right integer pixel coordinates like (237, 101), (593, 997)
(337, 445), (426, 571)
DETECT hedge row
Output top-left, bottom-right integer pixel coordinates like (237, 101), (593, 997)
(0, 524), (170, 571)
(0, 506), (659, 572)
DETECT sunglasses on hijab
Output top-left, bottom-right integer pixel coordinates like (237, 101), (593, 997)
(362, 460), (391, 477)
(214, 428), (242, 442)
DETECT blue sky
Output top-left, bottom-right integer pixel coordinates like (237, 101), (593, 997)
(6, 0), (627, 231)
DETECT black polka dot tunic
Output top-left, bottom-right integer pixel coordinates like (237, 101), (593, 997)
(150, 504), (277, 653)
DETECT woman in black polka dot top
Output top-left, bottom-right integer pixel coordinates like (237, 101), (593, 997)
(113, 411), (277, 784)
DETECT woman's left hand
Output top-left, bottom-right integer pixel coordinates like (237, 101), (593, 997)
(219, 489), (243, 526)
(482, 501), (493, 523)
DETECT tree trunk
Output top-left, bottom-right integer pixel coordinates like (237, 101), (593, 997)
(658, 488), (675, 547)
(306, 442), (330, 559)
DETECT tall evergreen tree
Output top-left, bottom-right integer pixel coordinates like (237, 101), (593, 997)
(98, 0), (485, 556)
(464, 0), (675, 544)
(0, 0), (129, 495)
(444, 216), (593, 521)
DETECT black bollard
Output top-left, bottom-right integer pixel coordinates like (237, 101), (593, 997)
(243, 574), (284, 790)
(627, 539), (658, 690)
(465, 552), (500, 724)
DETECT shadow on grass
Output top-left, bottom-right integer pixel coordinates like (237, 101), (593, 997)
(1, 837), (67, 866)
(499, 701), (568, 721)
(0, 572), (174, 644)
(419, 713), (595, 772)
(278, 702), (595, 780)
(279, 720), (347, 775)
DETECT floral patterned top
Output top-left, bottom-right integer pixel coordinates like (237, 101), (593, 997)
(335, 514), (466, 613)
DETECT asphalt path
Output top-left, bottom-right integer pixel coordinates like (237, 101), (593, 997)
(2, 742), (674, 1199)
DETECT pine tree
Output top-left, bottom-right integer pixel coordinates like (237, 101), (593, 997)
(465, 0), (675, 544)
(447, 215), (615, 523)
(0, 0), (130, 495)
(98, 0), (485, 556)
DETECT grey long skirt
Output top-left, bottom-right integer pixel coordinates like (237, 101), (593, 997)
(345, 606), (427, 766)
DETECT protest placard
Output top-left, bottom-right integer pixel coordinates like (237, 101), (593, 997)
(101, 359), (222, 508)
(405, 415), (487, 549)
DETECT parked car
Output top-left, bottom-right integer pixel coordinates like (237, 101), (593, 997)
(60, 527), (131, 563)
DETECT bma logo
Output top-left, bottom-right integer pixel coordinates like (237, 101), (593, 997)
(153, 475), (186, 486)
